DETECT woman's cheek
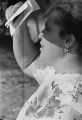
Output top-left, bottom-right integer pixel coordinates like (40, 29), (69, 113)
(42, 29), (50, 38)
(42, 31), (55, 44)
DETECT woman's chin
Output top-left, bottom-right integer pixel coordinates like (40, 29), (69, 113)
(40, 47), (45, 52)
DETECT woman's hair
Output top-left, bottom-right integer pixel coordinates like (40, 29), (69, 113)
(43, 1), (82, 59)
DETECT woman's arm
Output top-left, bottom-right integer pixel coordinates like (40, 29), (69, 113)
(12, 18), (40, 71)
(5, 3), (45, 79)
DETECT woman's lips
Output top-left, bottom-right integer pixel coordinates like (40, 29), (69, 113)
(41, 44), (44, 48)
(40, 40), (44, 47)
(40, 43), (44, 51)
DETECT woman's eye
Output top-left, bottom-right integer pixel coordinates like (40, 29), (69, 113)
(45, 23), (51, 31)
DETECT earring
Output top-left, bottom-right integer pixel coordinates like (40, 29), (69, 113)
(64, 47), (69, 53)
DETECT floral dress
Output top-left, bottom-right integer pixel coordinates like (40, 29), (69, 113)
(16, 66), (82, 120)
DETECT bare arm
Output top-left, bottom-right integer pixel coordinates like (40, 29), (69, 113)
(12, 18), (40, 71)
(5, 3), (45, 80)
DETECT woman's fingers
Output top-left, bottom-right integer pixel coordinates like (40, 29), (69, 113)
(5, 5), (13, 20)
(5, 2), (23, 20)
(27, 19), (39, 43)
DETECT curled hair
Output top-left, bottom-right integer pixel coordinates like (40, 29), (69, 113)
(43, 2), (82, 59)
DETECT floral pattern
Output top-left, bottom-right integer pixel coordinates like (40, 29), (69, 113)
(16, 66), (82, 120)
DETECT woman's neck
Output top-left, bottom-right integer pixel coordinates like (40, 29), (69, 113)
(53, 53), (82, 74)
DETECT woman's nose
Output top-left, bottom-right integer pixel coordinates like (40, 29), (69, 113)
(38, 33), (43, 40)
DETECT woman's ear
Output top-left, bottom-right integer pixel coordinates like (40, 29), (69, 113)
(64, 34), (76, 50)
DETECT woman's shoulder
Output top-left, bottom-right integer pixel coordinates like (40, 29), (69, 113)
(24, 57), (82, 86)
(33, 62), (56, 85)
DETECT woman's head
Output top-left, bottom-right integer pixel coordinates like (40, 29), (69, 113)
(40, 1), (82, 64)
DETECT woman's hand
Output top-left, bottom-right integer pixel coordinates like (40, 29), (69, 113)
(5, 2), (24, 35)
(5, 2), (23, 20)
(5, 1), (45, 42)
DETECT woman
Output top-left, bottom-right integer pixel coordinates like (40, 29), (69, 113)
(6, 0), (82, 120)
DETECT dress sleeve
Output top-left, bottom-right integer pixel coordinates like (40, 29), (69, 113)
(24, 61), (46, 85)
(33, 66), (56, 85)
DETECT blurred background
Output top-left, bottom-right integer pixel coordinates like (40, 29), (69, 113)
(0, 0), (52, 120)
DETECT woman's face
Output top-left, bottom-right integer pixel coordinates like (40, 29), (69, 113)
(39, 10), (65, 66)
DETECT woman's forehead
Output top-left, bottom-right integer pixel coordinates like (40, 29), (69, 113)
(47, 10), (60, 24)
(50, 10), (59, 17)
